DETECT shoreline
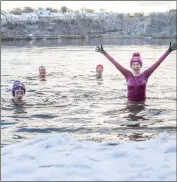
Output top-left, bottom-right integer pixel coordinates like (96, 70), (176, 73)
(1, 35), (175, 41)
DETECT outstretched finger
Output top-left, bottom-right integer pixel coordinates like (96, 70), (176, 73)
(172, 46), (177, 51)
(172, 43), (177, 47)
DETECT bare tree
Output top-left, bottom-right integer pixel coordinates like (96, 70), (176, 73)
(60, 6), (69, 13)
(80, 7), (86, 13)
(68, 9), (74, 12)
(22, 6), (35, 13)
(85, 9), (95, 13)
(75, 10), (80, 13)
(37, 7), (43, 10)
(1, 10), (7, 13)
(10, 7), (23, 15)
(46, 7), (58, 13)
(134, 12), (144, 17)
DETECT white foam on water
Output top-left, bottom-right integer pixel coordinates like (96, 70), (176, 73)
(2, 132), (176, 181)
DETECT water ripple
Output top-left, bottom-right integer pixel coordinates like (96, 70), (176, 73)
(1, 42), (176, 146)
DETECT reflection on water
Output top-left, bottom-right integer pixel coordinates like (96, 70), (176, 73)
(121, 101), (148, 121)
(1, 39), (176, 147)
(1, 38), (174, 47)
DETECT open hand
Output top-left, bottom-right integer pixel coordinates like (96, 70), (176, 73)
(95, 44), (106, 54)
(168, 42), (177, 53)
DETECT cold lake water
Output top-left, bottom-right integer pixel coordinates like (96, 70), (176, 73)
(1, 38), (176, 147)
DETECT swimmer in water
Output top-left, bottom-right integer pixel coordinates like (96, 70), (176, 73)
(39, 66), (46, 81)
(12, 80), (26, 105)
(96, 64), (103, 79)
(95, 42), (177, 102)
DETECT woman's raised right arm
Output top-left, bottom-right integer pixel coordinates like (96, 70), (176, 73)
(95, 44), (131, 78)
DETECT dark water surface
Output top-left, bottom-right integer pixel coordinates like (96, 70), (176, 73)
(1, 39), (176, 147)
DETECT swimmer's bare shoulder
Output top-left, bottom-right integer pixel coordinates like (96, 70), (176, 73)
(11, 98), (26, 106)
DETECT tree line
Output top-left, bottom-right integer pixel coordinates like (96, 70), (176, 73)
(3, 6), (96, 15)
(3, 6), (175, 16)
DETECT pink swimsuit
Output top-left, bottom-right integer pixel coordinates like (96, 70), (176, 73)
(104, 50), (170, 102)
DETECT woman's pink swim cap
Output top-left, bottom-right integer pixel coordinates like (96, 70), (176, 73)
(96, 64), (103, 70)
(130, 52), (142, 66)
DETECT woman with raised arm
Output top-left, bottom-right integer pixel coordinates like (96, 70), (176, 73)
(95, 43), (177, 102)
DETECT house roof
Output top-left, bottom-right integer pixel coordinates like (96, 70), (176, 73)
(1, 14), (6, 18)
(51, 13), (64, 17)
(36, 9), (51, 16)
(21, 13), (38, 17)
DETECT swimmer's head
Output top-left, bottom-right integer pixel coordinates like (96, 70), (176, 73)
(130, 52), (142, 74)
(39, 66), (46, 78)
(96, 64), (103, 73)
(12, 80), (26, 98)
(130, 52), (142, 67)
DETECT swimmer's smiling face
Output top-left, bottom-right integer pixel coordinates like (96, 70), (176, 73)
(14, 87), (25, 99)
(96, 66), (103, 74)
(131, 62), (141, 74)
(39, 66), (46, 77)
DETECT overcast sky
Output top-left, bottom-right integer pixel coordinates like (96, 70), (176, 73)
(1, 1), (176, 13)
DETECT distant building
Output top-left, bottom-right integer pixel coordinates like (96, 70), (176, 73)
(89, 13), (98, 19)
(21, 13), (39, 21)
(78, 13), (91, 19)
(2, 13), (21, 22)
(51, 13), (65, 20)
(36, 10), (52, 20)
(14, 15), (22, 21)
(95, 13), (106, 19)
(128, 12), (135, 17)
(64, 12), (78, 19)
(1, 14), (7, 24)
(144, 12), (151, 17)
(107, 12), (116, 18)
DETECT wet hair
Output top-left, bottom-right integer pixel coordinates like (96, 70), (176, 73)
(39, 66), (46, 71)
